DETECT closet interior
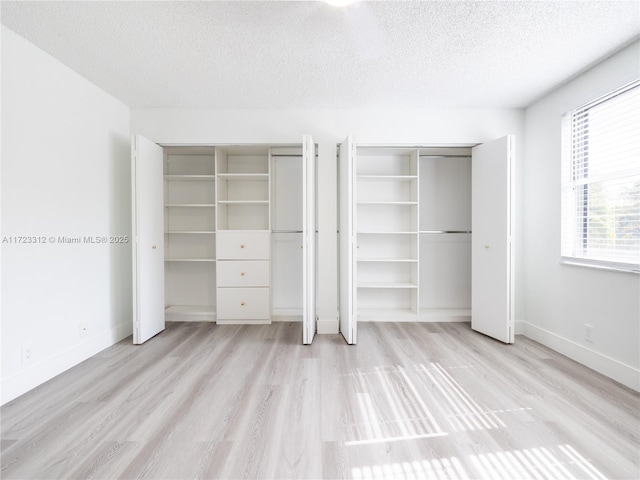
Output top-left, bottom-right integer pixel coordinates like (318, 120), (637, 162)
(161, 144), (308, 324)
(353, 146), (472, 322)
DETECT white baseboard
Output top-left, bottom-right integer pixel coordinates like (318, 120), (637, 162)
(271, 308), (302, 321)
(514, 320), (525, 335)
(216, 319), (271, 325)
(317, 316), (339, 334)
(1, 321), (132, 406)
(522, 322), (639, 392)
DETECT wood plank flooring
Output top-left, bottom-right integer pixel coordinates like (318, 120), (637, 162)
(1, 322), (638, 479)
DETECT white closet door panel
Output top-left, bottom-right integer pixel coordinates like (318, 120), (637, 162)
(471, 135), (514, 344)
(131, 135), (165, 344)
(339, 136), (356, 344)
(303, 135), (317, 344)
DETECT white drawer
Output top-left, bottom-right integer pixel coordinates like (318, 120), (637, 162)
(217, 287), (270, 320)
(217, 231), (270, 260)
(217, 260), (269, 287)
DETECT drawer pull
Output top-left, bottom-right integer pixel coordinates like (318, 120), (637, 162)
(240, 272), (246, 276)
(240, 302), (246, 306)
(240, 244), (245, 249)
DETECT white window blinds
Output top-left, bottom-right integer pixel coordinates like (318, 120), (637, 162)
(561, 79), (640, 272)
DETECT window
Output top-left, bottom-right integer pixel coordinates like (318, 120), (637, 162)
(561, 80), (640, 273)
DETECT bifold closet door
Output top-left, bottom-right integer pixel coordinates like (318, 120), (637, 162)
(131, 135), (165, 344)
(302, 135), (316, 344)
(471, 135), (514, 343)
(339, 136), (356, 344)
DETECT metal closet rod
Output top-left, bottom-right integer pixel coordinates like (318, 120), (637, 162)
(272, 230), (303, 233)
(419, 155), (472, 159)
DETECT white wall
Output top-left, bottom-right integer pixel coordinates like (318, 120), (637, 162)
(131, 107), (525, 334)
(1, 27), (132, 404)
(523, 40), (640, 391)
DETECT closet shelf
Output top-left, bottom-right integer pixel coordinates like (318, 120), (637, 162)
(419, 230), (472, 234)
(358, 281), (418, 289)
(217, 173), (268, 181)
(166, 230), (216, 234)
(358, 308), (417, 319)
(357, 231), (418, 235)
(357, 258), (418, 263)
(357, 175), (418, 180)
(165, 203), (216, 208)
(165, 305), (216, 316)
(165, 258), (216, 262)
(419, 308), (471, 319)
(164, 175), (215, 181)
(358, 201), (418, 206)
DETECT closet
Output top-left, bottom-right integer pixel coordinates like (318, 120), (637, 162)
(215, 146), (271, 324)
(131, 135), (316, 345)
(339, 135), (514, 345)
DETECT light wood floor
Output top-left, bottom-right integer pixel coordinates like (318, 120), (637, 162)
(1, 322), (638, 479)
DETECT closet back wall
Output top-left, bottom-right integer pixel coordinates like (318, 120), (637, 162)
(130, 108), (525, 333)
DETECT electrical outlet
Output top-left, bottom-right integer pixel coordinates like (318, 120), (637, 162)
(79, 323), (88, 338)
(584, 324), (594, 343)
(21, 345), (32, 365)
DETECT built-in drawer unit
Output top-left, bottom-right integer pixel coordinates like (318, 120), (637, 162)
(217, 260), (269, 287)
(217, 231), (270, 260)
(216, 231), (271, 323)
(217, 287), (270, 320)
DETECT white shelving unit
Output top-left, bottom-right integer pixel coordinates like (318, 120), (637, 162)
(163, 147), (217, 321)
(345, 144), (474, 323)
(216, 146), (271, 324)
(132, 135), (317, 343)
(340, 135), (515, 346)
(355, 148), (419, 319)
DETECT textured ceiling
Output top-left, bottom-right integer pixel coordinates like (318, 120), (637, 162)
(2, 0), (639, 109)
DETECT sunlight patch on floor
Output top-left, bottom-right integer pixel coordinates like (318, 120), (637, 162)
(351, 444), (607, 480)
(469, 444), (607, 479)
(417, 363), (505, 431)
(352, 457), (469, 480)
(345, 365), (445, 445)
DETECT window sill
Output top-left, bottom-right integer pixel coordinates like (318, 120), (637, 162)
(560, 257), (640, 275)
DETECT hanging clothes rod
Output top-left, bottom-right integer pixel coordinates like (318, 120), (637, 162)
(420, 230), (472, 234)
(272, 230), (304, 233)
